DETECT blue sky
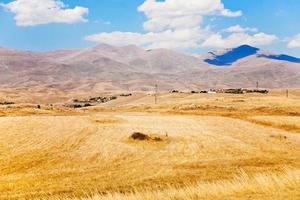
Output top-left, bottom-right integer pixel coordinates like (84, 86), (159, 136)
(1, 0), (300, 57)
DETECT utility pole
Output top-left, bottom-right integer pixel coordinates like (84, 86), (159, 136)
(154, 84), (158, 104)
(286, 89), (289, 98)
(256, 81), (259, 90)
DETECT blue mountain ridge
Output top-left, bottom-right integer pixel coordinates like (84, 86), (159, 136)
(204, 45), (300, 66)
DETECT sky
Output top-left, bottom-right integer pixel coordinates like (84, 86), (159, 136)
(1, 0), (300, 57)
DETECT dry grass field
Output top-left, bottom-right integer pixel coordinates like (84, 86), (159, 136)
(0, 89), (299, 200)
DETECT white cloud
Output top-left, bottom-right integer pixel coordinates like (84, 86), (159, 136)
(85, 28), (211, 50)
(137, 0), (241, 32)
(1, 0), (88, 27)
(223, 25), (258, 33)
(86, 32), (147, 47)
(86, 0), (241, 50)
(85, 0), (277, 50)
(202, 32), (278, 49)
(287, 34), (300, 48)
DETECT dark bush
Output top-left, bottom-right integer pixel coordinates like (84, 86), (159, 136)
(225, 89), (243, 94)
(120, 93), (132, 97)
(130, 132), (150, 141)
(0, 102), (15, 105)
(111, 96), (117, 100)
(72, 104), (82, 108)
(170, 90), (179, 93)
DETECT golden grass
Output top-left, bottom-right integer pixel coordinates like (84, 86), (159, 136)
(0, 90), (299, 199)
(63, 168), (300, 200)
(247, 116), (300, 133)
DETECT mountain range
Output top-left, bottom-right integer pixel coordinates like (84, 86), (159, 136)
(0, 44), (299, 95)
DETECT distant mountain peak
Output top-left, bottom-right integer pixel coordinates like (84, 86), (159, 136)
(204, 44), (260, 66)
(204, 44), (300, 66)
(237, 44), (260, 50)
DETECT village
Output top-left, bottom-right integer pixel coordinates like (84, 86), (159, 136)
(64, 88), (270, 109)
(66, 93), (132, 108)
(171, 88), (269, 94)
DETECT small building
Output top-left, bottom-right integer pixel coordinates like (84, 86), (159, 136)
(208, 91), (217, 94)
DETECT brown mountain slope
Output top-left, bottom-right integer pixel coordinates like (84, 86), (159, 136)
(0, 44), (299, 100)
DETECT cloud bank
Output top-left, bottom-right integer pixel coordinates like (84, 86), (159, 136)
(1, 0), (88, 27)
(202, 32), (277, 49)
(85, 0), (277, 50)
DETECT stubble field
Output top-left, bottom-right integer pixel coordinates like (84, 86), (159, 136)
(0, 89), (299, 200)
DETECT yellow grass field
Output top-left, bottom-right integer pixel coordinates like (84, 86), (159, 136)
(0, 89), (300, 200)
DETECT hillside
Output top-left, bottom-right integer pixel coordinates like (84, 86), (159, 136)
(0, 44), (299, 102)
